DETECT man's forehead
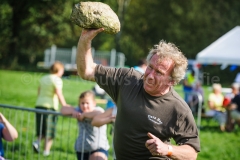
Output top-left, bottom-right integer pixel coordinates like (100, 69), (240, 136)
(150, 55), (173, 65)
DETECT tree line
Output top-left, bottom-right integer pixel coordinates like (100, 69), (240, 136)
(0, 0), (240, 71)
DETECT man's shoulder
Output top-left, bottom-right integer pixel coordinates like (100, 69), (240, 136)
(170, 88), (190, 108)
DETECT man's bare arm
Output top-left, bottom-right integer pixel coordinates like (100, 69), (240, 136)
(77, 28), (104, 81)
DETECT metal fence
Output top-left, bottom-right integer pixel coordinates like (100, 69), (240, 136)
(39, 45), (126, 71)
(0, 104), (114, 160)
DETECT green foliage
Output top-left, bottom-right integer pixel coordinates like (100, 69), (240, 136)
(122, 0), (240, 66)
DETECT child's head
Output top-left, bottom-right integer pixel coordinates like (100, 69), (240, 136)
(78, 90), (96, 113)
(50, 61), (64, 77)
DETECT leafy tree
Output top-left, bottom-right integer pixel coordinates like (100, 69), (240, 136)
(0, 0), (240, 79)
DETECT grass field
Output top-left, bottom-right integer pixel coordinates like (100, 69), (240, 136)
(0, 70), (240, 160)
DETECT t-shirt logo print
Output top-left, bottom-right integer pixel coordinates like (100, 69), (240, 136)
(148, 115), (162, 125)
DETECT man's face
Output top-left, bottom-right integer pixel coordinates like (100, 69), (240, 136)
(79, 96), (96, 113)
(143, 54), (174, 96)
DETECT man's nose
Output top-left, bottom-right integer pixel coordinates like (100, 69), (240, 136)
(147, 70), (155, 78)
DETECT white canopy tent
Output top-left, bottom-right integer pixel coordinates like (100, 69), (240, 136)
(196, 26), (240, 69)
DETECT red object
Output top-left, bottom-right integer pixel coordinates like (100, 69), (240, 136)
(223, 97), (231, 107)
(196, 63), (201, 69)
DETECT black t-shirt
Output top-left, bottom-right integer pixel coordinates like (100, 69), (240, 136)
(95, 65), (200, 160)
(231, 94), (240, 112)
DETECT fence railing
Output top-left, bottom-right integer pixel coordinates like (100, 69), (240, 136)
(0, 104), (114, 160)
(38, 45), (126, 71)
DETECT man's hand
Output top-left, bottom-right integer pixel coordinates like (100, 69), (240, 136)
(145, 132), (168, 156)
(79, 28), (104, 45)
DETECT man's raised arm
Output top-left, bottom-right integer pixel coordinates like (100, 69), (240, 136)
(77, 28), (104, 81)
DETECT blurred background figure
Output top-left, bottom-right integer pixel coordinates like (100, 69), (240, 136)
(206, 83), (226, 131)
(133, 59), (147, 74)
(189, 81), (205, 115)
(33, 61), (70, 156)
(234, 73), (240, 84)
(0, 113), (18, 159)
(92, 84), (106, 99)
(183, 69), (196, 105)
(225, 83), (240, 132)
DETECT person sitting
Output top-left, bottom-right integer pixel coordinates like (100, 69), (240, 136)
(0, 113), (18, 159)
(206, 83), (226, 131)
(226, 83), (240, 131)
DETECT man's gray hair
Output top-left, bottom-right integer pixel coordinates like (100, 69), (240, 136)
(146, 40), (188, 85)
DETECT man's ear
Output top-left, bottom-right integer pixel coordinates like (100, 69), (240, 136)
(167, 80), (175, 86)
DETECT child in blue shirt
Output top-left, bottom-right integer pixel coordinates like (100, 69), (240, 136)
(0, 113), (18, 158)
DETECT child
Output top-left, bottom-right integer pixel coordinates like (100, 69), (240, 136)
(33, 61), (70, 156)
(61, 91), (109, 160)
(92, 99), (117, 160)
(0, 113), (18, 159)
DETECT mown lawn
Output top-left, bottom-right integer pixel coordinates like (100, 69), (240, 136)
(0, 70), (240, 160)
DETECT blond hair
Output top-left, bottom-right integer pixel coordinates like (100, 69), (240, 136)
(212, 83), (222, 91)
(50, 61), (64, 74)
(146, 40), (188, 85)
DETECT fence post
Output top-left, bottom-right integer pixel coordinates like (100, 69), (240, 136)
(196, 92), (203, 132)
(50, 44), (57, 65)
(110, 49), (116, 67)
(117, 52), (125, 67)
(44, 49), (51, 68)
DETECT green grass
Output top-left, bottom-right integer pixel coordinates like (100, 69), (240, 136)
(0, 70), (240, 160)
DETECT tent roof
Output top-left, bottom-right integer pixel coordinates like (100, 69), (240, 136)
(196, 26), (240, 66)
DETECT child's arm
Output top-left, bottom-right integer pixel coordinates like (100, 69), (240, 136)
(61, 106), (82, 120)
(61, 106), (76, 115)
(56, 88), (68, 106)
(0, 113), (18, 141)
(91, 108), (115, 127)
(79, 108), (103, 121)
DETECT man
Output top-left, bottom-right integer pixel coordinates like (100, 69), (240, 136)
(77, 28), (200, 160)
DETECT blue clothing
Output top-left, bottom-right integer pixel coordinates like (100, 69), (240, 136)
(106, 99), (116, 110)
(133, 66), (145, 73)
(0, 123), (4, 157)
